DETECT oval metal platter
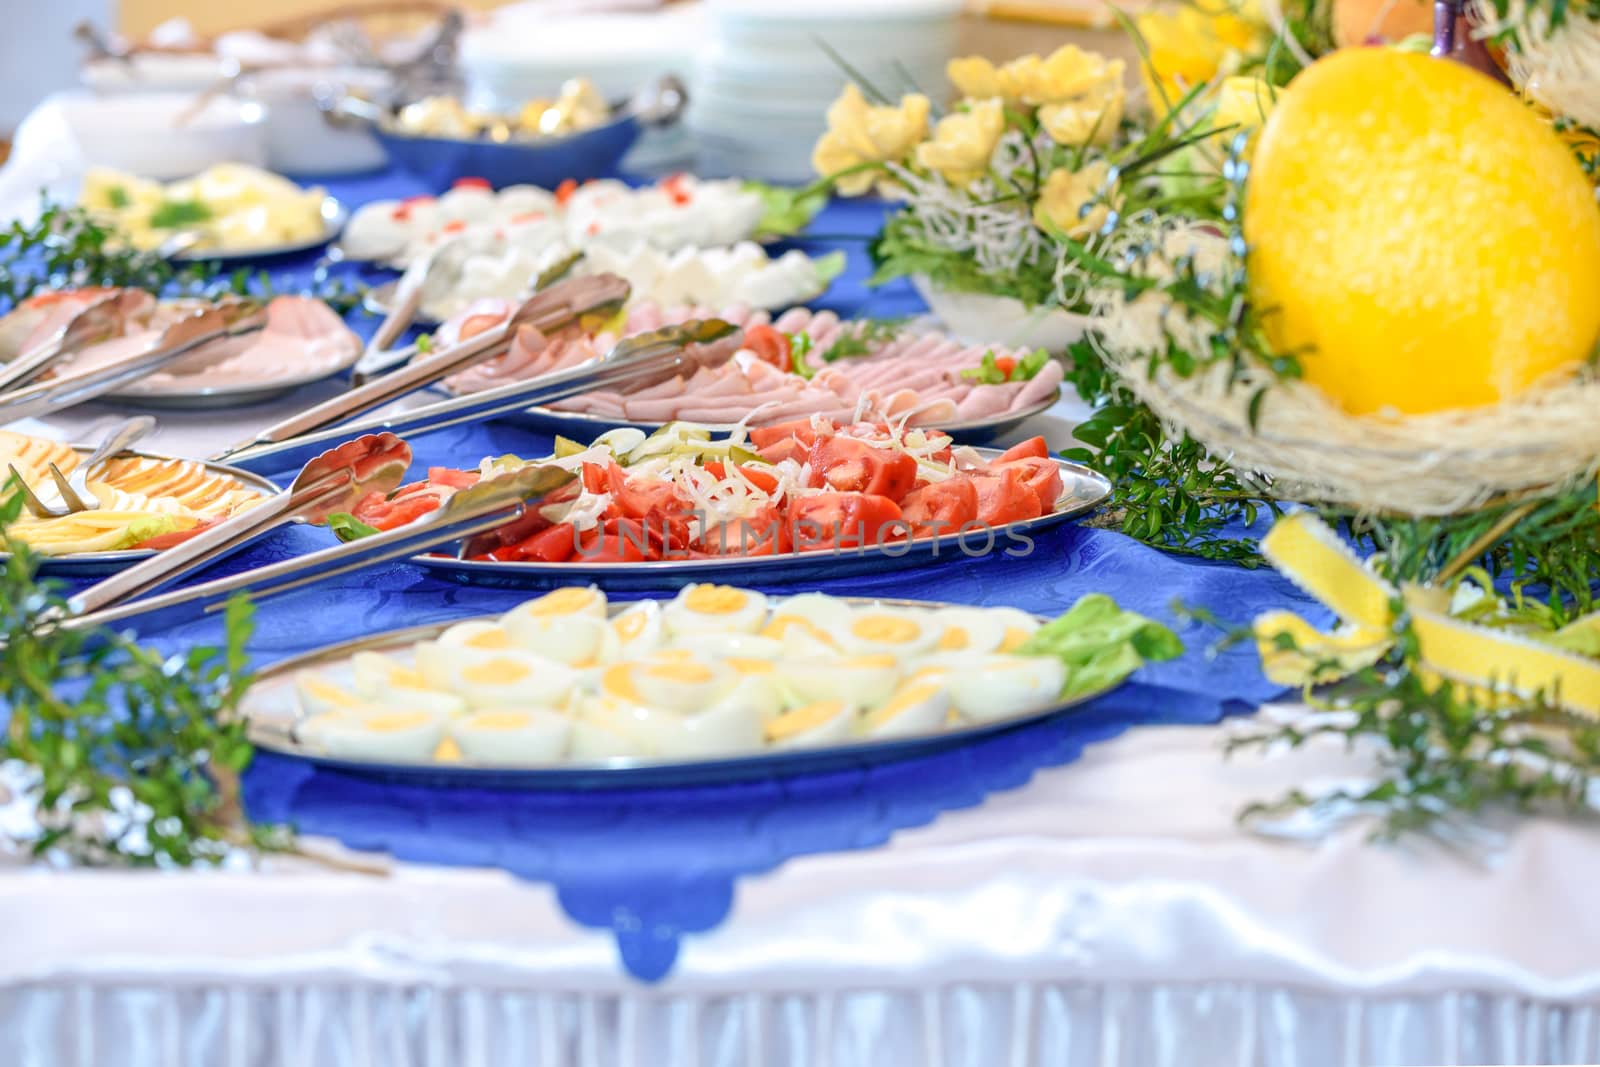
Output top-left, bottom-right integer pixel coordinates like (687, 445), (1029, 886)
(483, 388), (1064, 447)
(241, 596), (1119, 789)
(409, 451), (1109, 592)
(104, 349), (362, 410)
(170, 195), (348, 263)
(0, 449), (281, 577)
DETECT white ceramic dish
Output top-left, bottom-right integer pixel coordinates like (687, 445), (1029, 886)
(912, 276), (1091, 352)
(58, 91), (268, 180)
(80, 53), (234, 94)
(238, 67), (389, 177)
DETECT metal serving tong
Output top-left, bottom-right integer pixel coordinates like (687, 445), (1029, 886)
(215, 317), (745, 477)
(62, 464), (575, 636)
(350, 247), (586, 387)
(0, 302), (265, 423)
(66, 433), (414, 618)
(0, 290), (147, 393)
(213, 274), (630, 471)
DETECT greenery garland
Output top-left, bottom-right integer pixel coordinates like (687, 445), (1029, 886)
(0, 488), (277, 865)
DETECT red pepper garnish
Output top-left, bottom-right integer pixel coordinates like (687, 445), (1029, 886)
(555, 178), (579, 204)
(452, 176), (492, 190)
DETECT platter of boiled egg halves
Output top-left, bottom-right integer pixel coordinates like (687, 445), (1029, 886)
(240, 584), (1170, 787)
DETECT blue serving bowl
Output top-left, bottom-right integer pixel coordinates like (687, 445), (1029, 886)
(376, 111), (645, 192)
(352, 75), (689, 192)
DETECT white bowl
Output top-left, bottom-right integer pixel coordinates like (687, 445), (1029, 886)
(912, 276), (1091, 351)
(80, 53), (234, 94)
(58, 92), (268, 179)
(238, 68), (388, 177)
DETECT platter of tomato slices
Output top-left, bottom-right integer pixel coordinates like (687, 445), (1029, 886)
(341, 417), (1111, 589)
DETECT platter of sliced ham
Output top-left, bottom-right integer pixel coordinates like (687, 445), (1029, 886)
(430, 300), (1066, 444)
(0, 290), (363, 409)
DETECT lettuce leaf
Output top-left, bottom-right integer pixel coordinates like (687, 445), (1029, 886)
(1018, 594), (1184, 700)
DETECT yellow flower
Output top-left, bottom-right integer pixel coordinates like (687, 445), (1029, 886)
(1033, 160), (1118, 240)
(1034, 52), (1127, 146)
(1136, 3), (1268, 115)
(811, 83), (932, 196)
(949, 56), (1005, 102)
(914, 98), (1006, 185)
(1209, 75), (1278, 155)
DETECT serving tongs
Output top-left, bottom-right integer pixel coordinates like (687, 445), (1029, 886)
(349, 246), (585, 386)
(62, 463), (576, 637)
(214, 316), (746, 477)
(212, 274), (630, 472)
(0, 290), (147, 393)
(66, 433), (415, 618)
(0, 302), (265, 423)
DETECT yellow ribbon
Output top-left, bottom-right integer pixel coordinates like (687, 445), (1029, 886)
(1254, 512), (1600, 719)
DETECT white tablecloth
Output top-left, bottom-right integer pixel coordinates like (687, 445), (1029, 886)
(2, 127), (1597, 1061)
(4, 718), (1599, 1067)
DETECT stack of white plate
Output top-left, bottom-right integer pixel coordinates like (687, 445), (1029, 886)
(692, 0), (962, 183)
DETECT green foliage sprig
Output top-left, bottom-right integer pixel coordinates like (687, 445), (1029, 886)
(0, 489), (280, 866)
(1063, 337), (1277, 563)
(0, 200), (366, 315)
(1209, 592), (1600, 840)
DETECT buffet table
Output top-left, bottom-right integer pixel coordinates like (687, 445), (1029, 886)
(3, 149), (1600, 1067)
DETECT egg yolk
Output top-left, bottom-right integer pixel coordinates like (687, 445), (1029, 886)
(939, 627), (969, 651)
(642, 661), (715, 684)
(872, 683), (941, 724)
(765, 700), (847, 742)
(388, 664), (429, 689)
(525, 586), (597, 616)
(363, 711), (434, 732)
(464, 628), (513, 650)
(601, 663), (642, 703)
(999, 627), (1032, 652)
(852, 614), (921, 645)
(300, 676), (360, 707)
(726, 657), (776, 675)
(434, 737), (463, 762)
(464, 710), (533, 731)
(683, 585), (748, 614)
(844, 654), (898, 670)
(613, 611), (650, 640)
(761, 615), (837, 647)
(651, 649), (697, 662)
(461, 658), (532, 684)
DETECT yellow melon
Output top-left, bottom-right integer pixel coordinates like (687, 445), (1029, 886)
(1245, 48), (1600, 416)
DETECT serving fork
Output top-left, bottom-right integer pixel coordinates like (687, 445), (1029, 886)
(6, 415), (157, 518)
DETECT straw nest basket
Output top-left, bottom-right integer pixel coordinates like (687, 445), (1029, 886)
(1074, 223), (1600, 517)
(1475, 0), (1600, 130)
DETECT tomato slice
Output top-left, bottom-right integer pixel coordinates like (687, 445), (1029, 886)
(995, 456), (1063, 513)
(972, 466), (1045, 527)
(743, 325), (791, 370)
(576, 517), (661, 562)
(996, 437), (1050, 464)
(580, 461), (609, 494)
(486, 522), (577, 563)
(898, 476), (979, 538)
(750, 419), (820, 455)
(807, 435), (920, 503)
(703, 460), (781, 494)
(700, 504), (791, 556)
(426, 467), (480, 489)
(352, 488), (447, 531)
(788, 492), (904, 550)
